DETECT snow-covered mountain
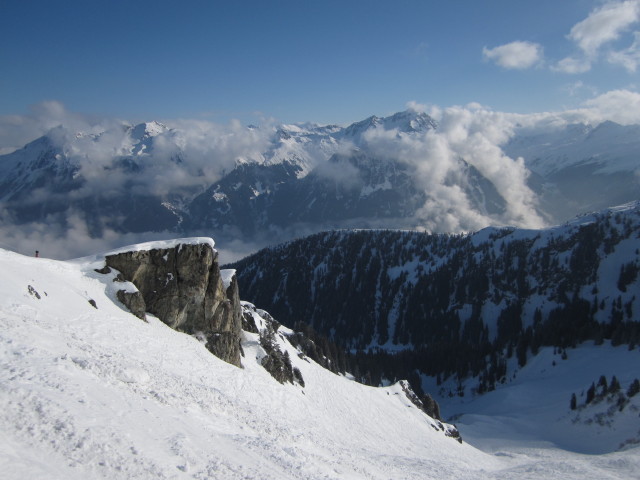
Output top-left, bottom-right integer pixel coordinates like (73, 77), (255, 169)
(337, 110), (438, 142)
(229, 202), (640, 392)
(0, 109), (638, 259)
(1, 238), (639, 478)
(0, 121), (187, 235)
(505, 120), (640, 177)
(505, 120), (640, 221)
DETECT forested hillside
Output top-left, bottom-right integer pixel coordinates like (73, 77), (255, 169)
(228, 203), (640, 391)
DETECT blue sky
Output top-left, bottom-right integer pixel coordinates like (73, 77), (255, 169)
(2, 0), (640, 125)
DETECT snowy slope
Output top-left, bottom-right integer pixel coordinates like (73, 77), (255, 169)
(0, 245), (495, 480)
(505, 121), (640, 177)
(435, 343), (640, 454)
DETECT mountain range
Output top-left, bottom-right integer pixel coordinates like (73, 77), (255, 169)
(0, 109), (638, 259)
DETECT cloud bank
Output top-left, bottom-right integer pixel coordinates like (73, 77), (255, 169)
(362, 104), (544, 233)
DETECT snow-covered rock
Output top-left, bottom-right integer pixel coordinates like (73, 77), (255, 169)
(102, 239), (243, 367)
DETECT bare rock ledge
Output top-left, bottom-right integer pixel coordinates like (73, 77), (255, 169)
(104, 241), (243, 367)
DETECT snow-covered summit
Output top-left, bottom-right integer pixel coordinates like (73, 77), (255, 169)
(340, 109), (437, 140)
(129, 120), (168, 139)
(126, 121), (170, 156)
(380, 109), (439, 132)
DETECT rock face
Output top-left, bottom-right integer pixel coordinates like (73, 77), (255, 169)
(104, 241), (243, 367)
(115, 289), (147, 321)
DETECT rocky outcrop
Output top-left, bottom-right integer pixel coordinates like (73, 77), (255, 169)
(399, 380), (462, 443)
(242, 302), (305, 387)
(115, 289), (146, 321)
(103, 240), (243, 367)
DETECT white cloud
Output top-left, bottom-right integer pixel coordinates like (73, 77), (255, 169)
(405, 100), (427, 113)
(568, 0), (640, 55)
(482, 41), (543, 70)
(552, 56), (593, 74)
(0, 101), (114, 153)
(0, 208), (172, 260)
(582, 88), (640, 124)
(555, 0), (640, 73)
(361, 105), (545, 232)
(608, 31), (640, 71)
(565, 80), (594, 97)
(465, 102), (486, 111)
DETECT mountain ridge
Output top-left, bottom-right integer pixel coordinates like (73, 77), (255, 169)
(0, 109), (638, 260)
(227, 201), (640, 391)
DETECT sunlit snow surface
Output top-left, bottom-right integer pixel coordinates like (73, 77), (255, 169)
(1, 246), (639, 479)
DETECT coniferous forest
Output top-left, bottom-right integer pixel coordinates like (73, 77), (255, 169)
(227, 204), (640, 394)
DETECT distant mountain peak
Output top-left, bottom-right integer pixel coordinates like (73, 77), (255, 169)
(383, 109), (438, 132)
(341, 110), (437, 139)
(130, 121), (168, 140)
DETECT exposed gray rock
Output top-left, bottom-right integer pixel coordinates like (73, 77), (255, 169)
(27, 285), (41, 299)
(241, 308), (260, 333)
(242, 302), (304, 387)
(94, 266), (112, 275)
(104, 241), (243, 367)
(399, 380), (462, 443)
(115, 289), (146, 321)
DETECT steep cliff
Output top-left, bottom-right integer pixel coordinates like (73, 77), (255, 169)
(101, 238), (243, 367)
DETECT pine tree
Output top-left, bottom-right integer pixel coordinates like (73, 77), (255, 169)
(610, 375), (621, 393)
(570, 393), (577, 410)
(586, 382), (596, 404)
(598, 375), (608, 395)
(627, 379), (640, 398)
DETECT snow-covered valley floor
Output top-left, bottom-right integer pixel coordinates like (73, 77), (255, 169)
(433, 342), (640, 479)
(1, 247), (639, 479)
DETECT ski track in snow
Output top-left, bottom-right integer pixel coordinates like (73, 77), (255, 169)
(0, 247), (639, 479)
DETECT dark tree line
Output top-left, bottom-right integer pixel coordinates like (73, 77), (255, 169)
(570, 375), (639, 411)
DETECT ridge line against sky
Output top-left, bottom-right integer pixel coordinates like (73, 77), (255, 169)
(1, 1), (639, 130)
